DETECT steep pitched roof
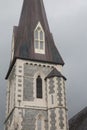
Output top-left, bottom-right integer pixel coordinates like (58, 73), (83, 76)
(69, 107), (87, 130)
(45, 68), (66, 80)
(13, 0), (64, 65)
(6, 0), (65, 79)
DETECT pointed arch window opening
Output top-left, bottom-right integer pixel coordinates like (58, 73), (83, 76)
(36, 75), (43, 99)
(34, 22), (45, 54)
(37, 115), (42, 130)
(36, 114), (45, 130)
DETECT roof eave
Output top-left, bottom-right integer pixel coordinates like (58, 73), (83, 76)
(45, 75), (67, 81)
(5, 57), (16, 79)
(5, 57), (64, 79)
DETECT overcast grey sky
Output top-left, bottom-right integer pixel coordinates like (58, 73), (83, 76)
(0, 0), (87, 129)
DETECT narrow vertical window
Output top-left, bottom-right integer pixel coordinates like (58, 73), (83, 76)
(37, 117), (42, 130)
(36, 76), (42, 98)
(35, 30), (39, 49)
(34, 22), (45, 54)
(51, 95), (54, 104)
(36, 115), (44, 130)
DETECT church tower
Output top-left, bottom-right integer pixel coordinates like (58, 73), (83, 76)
(5, 0), (68, 130)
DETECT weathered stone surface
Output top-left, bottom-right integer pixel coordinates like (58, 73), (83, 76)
(57, 78), (63, 106)
(9, 113), (14, 126)
(63, 80), (66, 107)
(49, 78), (55, 94)
(23, 77), (34, 101)
(23, 63), (52, 101)
(22, 109), (48, 130)
(24, 63), (52, 77)
(59, 109), (64, 129)
(50, 109), (56, 130)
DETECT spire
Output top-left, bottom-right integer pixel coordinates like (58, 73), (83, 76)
(13, 0), (64, 65)
(19, 0), (50, 31)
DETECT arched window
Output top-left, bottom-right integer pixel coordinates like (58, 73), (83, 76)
(34, 22), (45, 54)
(37, 115), (42, 130)
(36, 114), (45, 130)
(36, 76), (42, 98)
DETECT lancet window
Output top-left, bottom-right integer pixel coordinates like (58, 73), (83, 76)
(34, 22), (45, 54)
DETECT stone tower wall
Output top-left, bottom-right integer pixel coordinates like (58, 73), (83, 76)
(5, 59), (68, 130)
(5, 59), (63, 130)
(47, 77), (68, 130)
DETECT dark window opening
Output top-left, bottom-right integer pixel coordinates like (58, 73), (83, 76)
(36, 76), (42, 98)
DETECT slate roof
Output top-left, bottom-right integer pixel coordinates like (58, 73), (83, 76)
(6, 0), (64, 79)
(45, 68), (66, 80)
(69, 107), (87, 130)
(14, 0), (64, 64)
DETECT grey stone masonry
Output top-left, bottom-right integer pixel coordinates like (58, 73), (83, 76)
(59, 108), (65, 129)
(22, 108), (48, 130)
(24, 63), (52, 77)
(57, 78), (63, 106)
(23, 77), (34, 101)
(23, 63), (52, 101)
(50, 109), (57, 130)
(5, 111), (14, 130)
(49, 78), (55, 94)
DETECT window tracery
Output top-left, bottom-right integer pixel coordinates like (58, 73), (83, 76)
(34, 22), (45, 54)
